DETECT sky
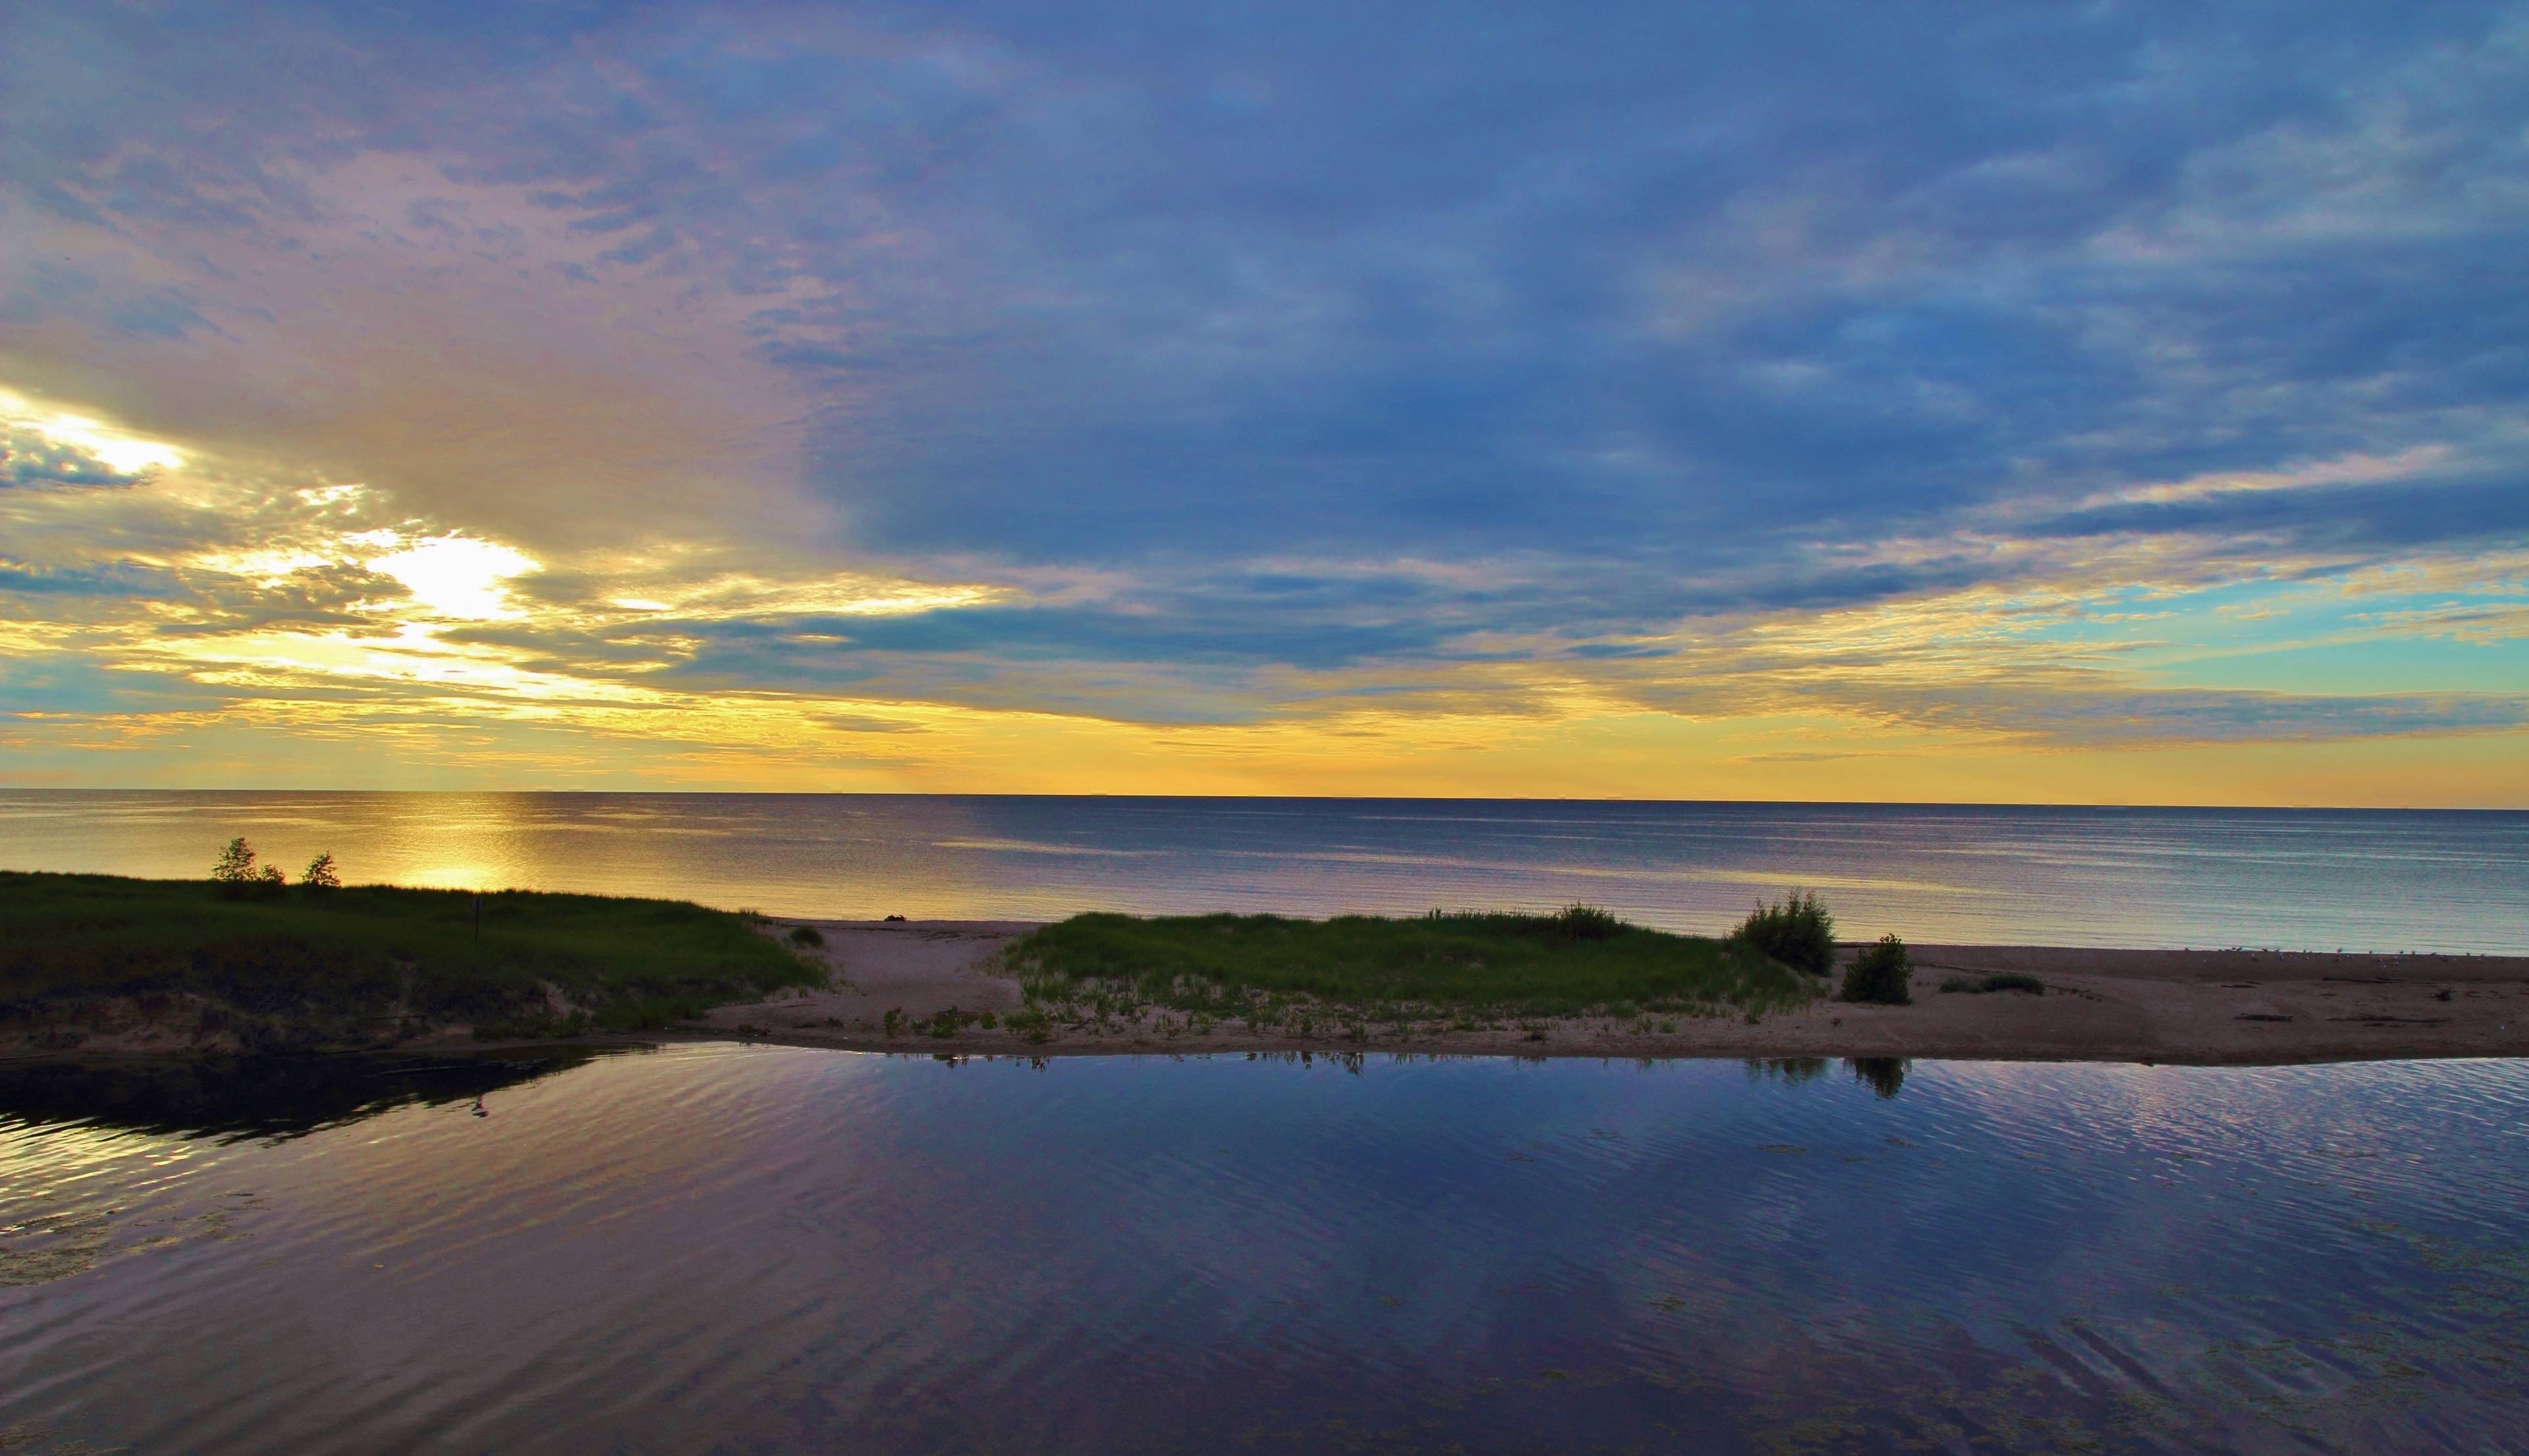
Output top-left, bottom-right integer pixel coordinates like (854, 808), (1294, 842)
(1, 1), (2525, 804)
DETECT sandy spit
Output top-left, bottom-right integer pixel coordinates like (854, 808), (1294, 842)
(694, 921), (2529, 1067)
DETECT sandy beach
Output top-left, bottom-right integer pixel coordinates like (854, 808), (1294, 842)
(689, 920), (2529, 1066)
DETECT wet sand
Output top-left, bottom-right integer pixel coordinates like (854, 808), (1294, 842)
(698, 920), (2529, 1065)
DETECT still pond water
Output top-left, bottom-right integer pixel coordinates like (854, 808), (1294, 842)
(5, 1045), (2527, 1454)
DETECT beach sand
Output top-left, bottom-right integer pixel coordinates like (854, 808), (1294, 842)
(695, 921), (2529, 1065)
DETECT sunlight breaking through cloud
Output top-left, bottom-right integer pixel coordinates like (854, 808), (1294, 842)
(364, 535), (539, 622)
(2, 2), (2525, 800)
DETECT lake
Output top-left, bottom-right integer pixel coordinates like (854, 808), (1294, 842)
(3, 1044), (2526, 1454)
(3, 791), (2526, 952)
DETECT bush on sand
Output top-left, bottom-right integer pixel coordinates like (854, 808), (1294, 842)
(1730, 891), (1836, 976)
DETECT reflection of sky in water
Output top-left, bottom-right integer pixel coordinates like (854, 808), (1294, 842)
(2, 791), (2526, 950)
(3, 1048), (2526, 1453)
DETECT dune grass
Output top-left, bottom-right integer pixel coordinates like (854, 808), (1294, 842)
(1002, 907), (1815, 1035)
(1939, 971), (2045, 996)
(0, 871), (818, 1044)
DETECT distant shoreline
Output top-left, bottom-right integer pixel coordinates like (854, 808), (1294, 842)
(680, 921), (2529, 1067)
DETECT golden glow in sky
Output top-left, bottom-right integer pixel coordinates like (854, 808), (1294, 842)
(364, 535), (539, 621)
(0, 383), (2522, 805)
(4, 4), (2526, 805)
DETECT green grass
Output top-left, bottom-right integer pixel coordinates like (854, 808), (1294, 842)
(1002, 907), (1815, 1029)
(0, 871), (820, 1046)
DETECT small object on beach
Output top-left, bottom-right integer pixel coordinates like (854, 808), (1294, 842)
(884, 913), (907, 923)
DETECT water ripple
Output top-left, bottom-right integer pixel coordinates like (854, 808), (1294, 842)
(3, 1048), (2528, 1452)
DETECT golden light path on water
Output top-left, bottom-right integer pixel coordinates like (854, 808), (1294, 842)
(5, 792), (2525, 952)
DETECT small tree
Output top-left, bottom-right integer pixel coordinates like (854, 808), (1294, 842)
(211, 837), (261, 898)
(211, 838), (287, 898)
(304, 852), (341, 890)
(1731, 890), (1836, 975)
(1840, 933), (1912, 1006)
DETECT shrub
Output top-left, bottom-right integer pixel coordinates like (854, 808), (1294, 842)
(787, 925), (825, 948)
(1731, 891), (1836, 976)
(210, 838), (285, 900)
(302, 853), (341, 891)
(1939, 971), (2044, 996)
(1546, 903), (1623, 940)
(1839, 934), (1911, 1006)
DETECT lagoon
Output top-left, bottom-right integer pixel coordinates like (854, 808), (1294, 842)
(5, 1044), (2527, 1453)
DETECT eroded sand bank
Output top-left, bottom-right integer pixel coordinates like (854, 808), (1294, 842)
(698, 921), (2529, 1065)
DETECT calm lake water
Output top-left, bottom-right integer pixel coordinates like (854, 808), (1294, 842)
(3, 1045), (2526, 1454)
(2, 790), (2526, 952)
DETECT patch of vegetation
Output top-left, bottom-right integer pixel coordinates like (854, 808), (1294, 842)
(1729, 891), (1836, 976)
(917, 1007), (992, 1037)
(1002, 907), (1812, 1032)
(0, 869), (820, 1050)
(1839, 933), (1912, 1006)
(786, 925), (825, 948)
(209, 837), (287, 900)
(1939, 971), (2046, 995)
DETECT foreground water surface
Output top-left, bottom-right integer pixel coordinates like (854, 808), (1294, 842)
(5, 791), (2526, 951)
(3, 1046), (2525, 1454)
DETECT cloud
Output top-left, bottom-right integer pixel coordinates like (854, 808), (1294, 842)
(1, 3), (2525, 793)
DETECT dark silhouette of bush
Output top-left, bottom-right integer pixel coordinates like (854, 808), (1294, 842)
(1545, 903), (1623, 940)
(210, 838), (286, 900)
(302, 853), (341, 891)
(1840, 933), (1911, 1005)
(211, 837), (256, 886)
(1938, 971), (2043, 995)
(787, 925), (825, 948)
(1730, 891), (1835, 975)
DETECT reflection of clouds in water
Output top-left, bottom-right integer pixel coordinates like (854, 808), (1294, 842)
(7, 1052), (2529, 1451)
